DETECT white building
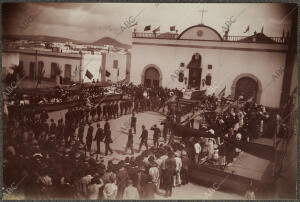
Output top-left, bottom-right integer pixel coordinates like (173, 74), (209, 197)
(131, 24), (289, 108)
(3, 48), (130, 84)
(2, 52), (20, 80)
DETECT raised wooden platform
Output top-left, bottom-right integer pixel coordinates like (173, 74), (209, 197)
(189, 138), (275, 198)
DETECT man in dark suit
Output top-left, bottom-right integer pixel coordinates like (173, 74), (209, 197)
(104, 128), (113, 156)
(97, 104), (102, 121)
(138, 125), (148, 152)
(131, 112), (137, 134)
(56, 119), (64, 145)
(150, 124), (161, 148)
(77, 121), (85, 144)
(94, 123), (104, 154)
(125, 129), (134, 155)
(49, 119), (56, 136)
(86, 123), (94, 152)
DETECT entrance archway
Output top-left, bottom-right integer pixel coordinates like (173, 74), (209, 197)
(141, 64), (162, 88)
(231, 73), (262, 104)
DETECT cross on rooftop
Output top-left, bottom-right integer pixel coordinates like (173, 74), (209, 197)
(199, 8), (208, 24)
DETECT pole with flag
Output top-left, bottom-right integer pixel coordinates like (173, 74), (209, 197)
(244, 25), (250, 34)
(153, 26), (160, 38)
(153, 26), (160, 33)
(170, 25), (176, 32)
(218, 86), (226, 99)
(281, 29), (285, 43)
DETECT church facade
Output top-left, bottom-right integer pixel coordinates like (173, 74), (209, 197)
(130, 24), (289, 108)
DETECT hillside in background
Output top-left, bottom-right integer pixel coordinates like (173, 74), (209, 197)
(93, 37), (131, 49)
(3, 34), (131, 49)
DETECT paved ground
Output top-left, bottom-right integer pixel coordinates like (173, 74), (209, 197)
(46, 109), (244, 199)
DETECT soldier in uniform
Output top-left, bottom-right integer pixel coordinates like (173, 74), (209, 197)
(97, 104), (102, 121)
(120, 102), (124, 116)
(125, 129), (134, 155)
(131, 112), (137, 134)
(78, 121), (85, 145)
(49, 119), (56, 136)
(107, 103), (112, 120)
(150, 124), (161, 148)
(104, 124), (113, 156)
(56, 119), (64, 145)
(94, 123), (104, 154)
(138, 125), (148, 152)
(124, 101), (128, 114)
(86, 123), (94, 153)
(114, 102), (119, 118)
(103, 104), (107, 120)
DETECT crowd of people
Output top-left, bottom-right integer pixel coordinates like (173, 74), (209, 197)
(3, 83), (191, 199)
(4, 80), (289, 200)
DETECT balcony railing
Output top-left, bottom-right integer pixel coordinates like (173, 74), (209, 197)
(132, 32), (288, 44)
(132, 32), (179, 39)
(224, 35), (288, 44)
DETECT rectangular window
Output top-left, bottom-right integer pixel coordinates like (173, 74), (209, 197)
(19, 61), (24, 74)
(38, 61), (44, 75)
(65, 64), (71, 81)
(51, 63), (58, 79)
(29, 62), (35, 79)
(113, 60), (118, 69)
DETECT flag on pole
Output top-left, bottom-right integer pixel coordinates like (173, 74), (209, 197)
(85, 70), (93, 79)
(144, 25), (151, 31)
(243, 25), (250, 33)
(170, 25), (176, 31)
(218, 86), (226, 99)
(105, 70), (111, 77)
(153, 26), (160, 33)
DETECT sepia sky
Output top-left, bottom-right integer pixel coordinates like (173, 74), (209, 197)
(2, 3), (296, 44)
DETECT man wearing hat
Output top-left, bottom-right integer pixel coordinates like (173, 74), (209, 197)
(125, 129), (134, 155)
(49, 119), (56, 136)
(150, 124), (161, 148)
(131, 112), (137, 134)
(104, 127), (113, 156)
(138, 125), (148, 152)
(180, 150), (189, 185)
(97, 104), (102, 121)
(56, 119), (64, 145)
(94, 123), (104, 154)
(78, 121), (85, 145)
(86, 123), (94, 153)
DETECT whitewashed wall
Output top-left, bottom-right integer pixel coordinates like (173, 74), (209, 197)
(131, 37), (287, 108)
(105, 52), (128, 82)
(2, 52), (19, 78)
(18, 50), (82, 82)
